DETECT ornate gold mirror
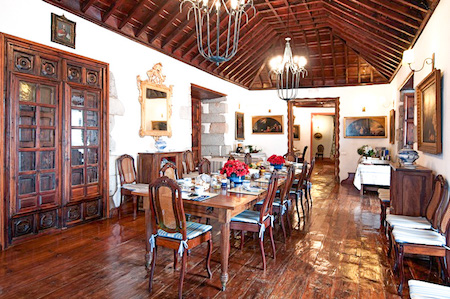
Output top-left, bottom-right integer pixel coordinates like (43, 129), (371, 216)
(137, 63), (173, 138)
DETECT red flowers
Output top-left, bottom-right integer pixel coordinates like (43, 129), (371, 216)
(220, 160), (249, 177)
(267, 155), (285, 165)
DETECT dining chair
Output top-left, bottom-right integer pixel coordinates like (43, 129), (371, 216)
(390, 192), (450, 294)
(297, 146), (308, 163)
(315, 144), (324, 160)
(244, 153), (252, 165)
(228, 154), (235, 161)
(116, 154), (148, 219)
(290, 163), (308, 223)
(230, 171), (279, 271)
(148, 176), (212, 299)
(283, 152), (296, 162)
(198, 158), (211, 174)
(184, 150), (196, 174)
(301, 158), (316, 210)
(160, 161), (179, 180)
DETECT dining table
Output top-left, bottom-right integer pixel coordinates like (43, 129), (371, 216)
(130, 175), (286, 291)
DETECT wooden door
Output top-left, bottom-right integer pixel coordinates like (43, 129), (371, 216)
(191, 97), (201, 164)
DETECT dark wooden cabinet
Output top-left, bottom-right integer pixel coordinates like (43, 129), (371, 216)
(390, 163), (433, 216)
(137, 152), (184, 184)
(1, 34), (108, 247)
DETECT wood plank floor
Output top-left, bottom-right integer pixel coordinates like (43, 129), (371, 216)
(0, 160), (442, 298)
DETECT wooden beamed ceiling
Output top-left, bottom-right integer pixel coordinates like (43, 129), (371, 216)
(43, 0), (440, 89)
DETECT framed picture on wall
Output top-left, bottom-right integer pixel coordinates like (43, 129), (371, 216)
(252, 115), (283, 134)
(417, 69), (442, 154)
(51, 13), (76, 49)
(344, 116), (387, 138)
(293, 125), (300, 140)
(389, 109), (395, 144)
(235, 112), (244, 140)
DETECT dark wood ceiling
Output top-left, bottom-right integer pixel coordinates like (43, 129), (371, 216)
(43, 0), (439, 89)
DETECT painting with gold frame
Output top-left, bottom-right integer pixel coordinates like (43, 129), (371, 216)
(51, 13), (76, 48)
(137, 63), (173, 138)
(252, 115), (283, 134)
(344, 116), (387, 138)
(389, 109), (395, 144)
(417, 69), (441, 154)
(293, 125), (300, 140)
(235, 112), (244, 140)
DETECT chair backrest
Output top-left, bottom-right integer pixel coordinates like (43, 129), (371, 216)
(425, 175), (447, 227)
(198, 158), (211, 174)
(437, 192), (450, 235)
(283, 152), (296, 162)
(306, 158), (316, 181)
(159, 161), (179, 180)
(297, 146), (308, 162)
(149, 176), (187, 239)
(117, 154), (137, 185)
(317, 144), (324, 153)
(279, 165), (295, 204)
(184, 150), (196, 173)
(293, 162), (308, 193)
(244, 153), (252, 165)
(228, 154), (235, 161)
(258, 171), (279, 223)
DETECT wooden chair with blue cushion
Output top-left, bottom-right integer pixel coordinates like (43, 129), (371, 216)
(256, 165), (296, 243)
(290, 163), (308, 224)
(159, 161), (179, 180)
(301, 158), (315, 210)
(147, 176), (212, 299)
(390, 193), (450, 294)
(198, 157), (211, 174)
(230, 171), (279, 271)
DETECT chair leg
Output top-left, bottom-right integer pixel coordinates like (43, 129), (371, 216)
(294, 193), (301, 227)
(148, 247), (157, 292)
(387, 227), (393, 257)
(206, 239), (212, 278)
(308, 184), (313, 207)
(286, 204), (292, 235)
(269, 225), (276, 259)
(132, 195), (137, 220)
(179, 252), (187, 299)
(173, 250), (178, 270)
(397, 245), (405, 295)
(299, 191), (305, 218)
(280, 212), (287, 243)
(118, 196), (122, 219)
(240, 231), (245, 250)
(259, 236), (266, 271)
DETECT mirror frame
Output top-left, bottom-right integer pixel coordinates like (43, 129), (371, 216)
(137, 63), (173, 138)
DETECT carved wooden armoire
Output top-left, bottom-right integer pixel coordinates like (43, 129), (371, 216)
(0, 34), (109, 248)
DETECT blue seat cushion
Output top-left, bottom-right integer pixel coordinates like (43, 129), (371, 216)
(231, 210), (269, 224)
(408, 280), (450, 299)
(158, 221), (212, 240)
(386, 214), (432, 229)
(392, 226), (445, 246)
(255, 198), (287, 207)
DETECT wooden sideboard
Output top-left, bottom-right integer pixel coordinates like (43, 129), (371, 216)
(137, 151), (184, 184)
(390, 163), (433, 216)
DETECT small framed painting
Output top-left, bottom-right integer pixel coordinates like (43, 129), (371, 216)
(389, 109), (395, 144)
(417, 69), (442, 154)
(252, 115), (283, 134)
(344, 116), (387, 138)
(293, 125), (300, 140)
(51, 13), (76, 49)
(235, 112), (244, 140)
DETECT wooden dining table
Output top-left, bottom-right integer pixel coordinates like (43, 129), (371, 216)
(131, 178), (285, 291)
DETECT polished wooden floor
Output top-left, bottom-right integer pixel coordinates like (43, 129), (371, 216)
(0, 160), (442, 298)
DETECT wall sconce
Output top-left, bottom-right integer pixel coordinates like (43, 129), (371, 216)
(402, 49), (435, 72)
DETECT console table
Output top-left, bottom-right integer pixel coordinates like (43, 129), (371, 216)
(353, 161), (391, 194)
(137, 151), (185, 183)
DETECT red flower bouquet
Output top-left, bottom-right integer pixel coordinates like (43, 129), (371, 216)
(267, 155), (285, 165)
(220, 160), (249, 177)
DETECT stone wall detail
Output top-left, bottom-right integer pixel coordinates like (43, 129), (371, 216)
(201, 98), (231, 156)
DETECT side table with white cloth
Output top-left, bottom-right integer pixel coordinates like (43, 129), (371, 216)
(353, 160), (391, 195)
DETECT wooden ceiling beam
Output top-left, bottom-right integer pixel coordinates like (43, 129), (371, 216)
(236, 52), (271, 83)
(331, 0), (415, 38)
(371, 0), (423, 22)
(102, 0), (125, 23)
(135, 1), (169, 37)
(330, 32), (336, 85)
(118, 0), (147, 30)
(249, 56), (271, 87)
(81, 0), (96, 13)
(314, 29), (325, 85)
(324, 5), (410, 48)
(392, 0), (429, 13)
(153, 10), (190, 44)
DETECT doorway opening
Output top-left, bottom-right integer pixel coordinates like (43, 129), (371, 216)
(190, 84), (227, 165)
(288, 98), (340, 182)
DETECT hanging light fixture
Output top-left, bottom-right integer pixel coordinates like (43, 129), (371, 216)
(269, 4), (307, 101)
(180, 0), (255, 65)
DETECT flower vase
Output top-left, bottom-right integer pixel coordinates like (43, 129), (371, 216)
(229, 174), (244, 186)
(271, 163), (283, 170)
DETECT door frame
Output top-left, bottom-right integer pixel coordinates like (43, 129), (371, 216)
(287, 97), (340, 181)
(310, 112), (335, 162)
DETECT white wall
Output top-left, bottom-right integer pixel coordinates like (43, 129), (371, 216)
(1, 0), (397, 200)
(312, 114), (334, 159)
(390, 0), (450, 178)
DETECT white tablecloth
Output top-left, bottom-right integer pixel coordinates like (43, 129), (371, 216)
(353, 163), (390, 190)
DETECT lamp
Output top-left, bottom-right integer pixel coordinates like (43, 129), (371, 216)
(180, 0), (255, 65)
(402, 49), (435, 72)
